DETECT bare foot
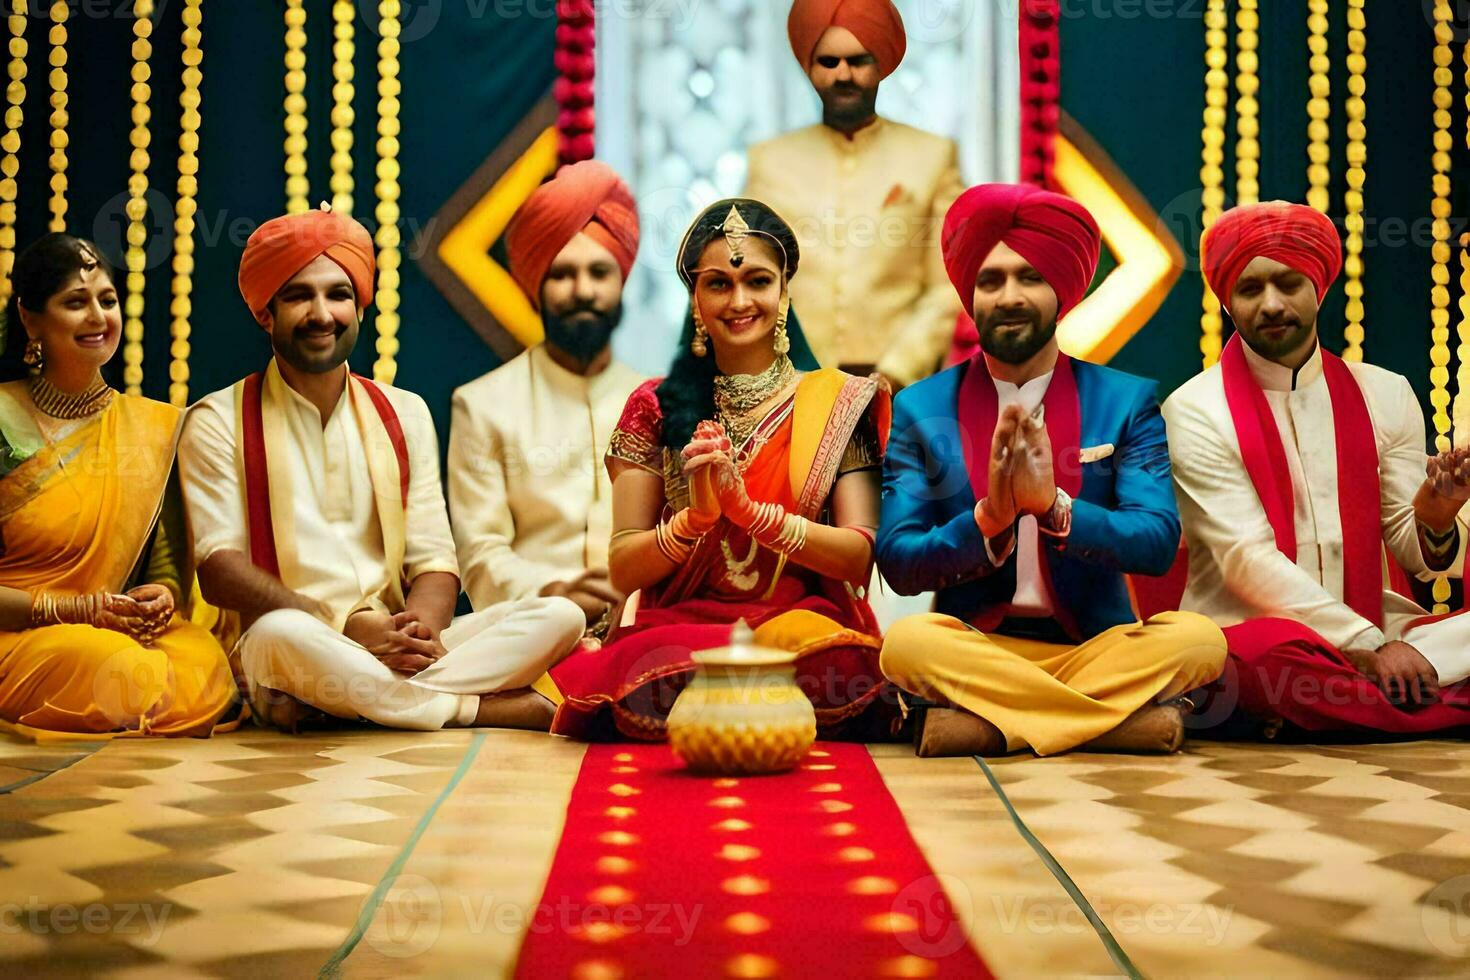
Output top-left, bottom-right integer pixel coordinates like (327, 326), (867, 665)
(474, 689), (555, 731)
(915, 707), (1007, 757)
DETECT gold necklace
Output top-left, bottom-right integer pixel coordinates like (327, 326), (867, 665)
(714, 355), (794, 448)
(30, 373), (114, 420)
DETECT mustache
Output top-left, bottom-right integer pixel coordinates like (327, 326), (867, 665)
(982, 310), (1039, 329)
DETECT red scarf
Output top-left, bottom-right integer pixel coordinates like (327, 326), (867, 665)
(957, 351), (1083, 638)
(240, 369), (409, 578)
(1219, 333), (1385, 627)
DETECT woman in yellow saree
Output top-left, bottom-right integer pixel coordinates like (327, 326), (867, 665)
(548, 200), (893, 740)
(0, 234), (233, 740)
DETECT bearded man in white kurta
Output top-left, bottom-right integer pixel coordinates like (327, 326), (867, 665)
(179, 208), (585, 732)
(448, 161), (644, 637)
(743, 0), (963, 388)
(1164, 201), (1470, 735)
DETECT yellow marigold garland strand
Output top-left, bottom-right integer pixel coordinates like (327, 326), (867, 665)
(1430, 0), (1455, 612)
(284, 0), (309, 214)
(1199, 0), (1228, 369)
(170, 0), (202, 408)
(1234, 0), (1260, 206)
(1341, 0), (1367, 361)
(0, 1), (27, 304)
(46, 0), (67, 232)
(372, 0), (403, 384)
(330, 0), (355, 215)
(121, 0), (154, 395)
(1305, 0), (1330, 215)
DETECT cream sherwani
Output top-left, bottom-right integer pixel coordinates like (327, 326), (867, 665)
(179, 366), (585, 730)
(1164, 342), (1470, 685)
(744, 117), (963, 386)
(448, 345), (645, 610)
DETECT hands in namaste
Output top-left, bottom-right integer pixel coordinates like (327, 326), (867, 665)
(344, 609), (447, 675)
(976, 403), (1057, 539)
(681, 421), (752, 527)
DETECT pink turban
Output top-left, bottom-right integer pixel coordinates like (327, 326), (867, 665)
(238, 208), (376, 322)
(787, 0), (906, 79)
(505, 160), (640, 310)
(1202, 201), (1342, 304)
(942, 183), (1101, 320)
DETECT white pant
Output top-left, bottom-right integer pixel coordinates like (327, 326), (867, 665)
(238, 596), (585, 731)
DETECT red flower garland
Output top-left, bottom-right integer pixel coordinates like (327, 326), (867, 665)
(1018, 0), (1060, 188)
(554, 0), (596, 164)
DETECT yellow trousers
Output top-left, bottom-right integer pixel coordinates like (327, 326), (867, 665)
(880, 611), (1226, 756)
(0, 618), (234, 741)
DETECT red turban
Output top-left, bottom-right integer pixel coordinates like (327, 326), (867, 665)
(505, 160), (640, 310)
(1202, 201), (1342, 304)
(238, 208), (375, 323)
(942, 183), (1101, 320)
(787, 0), (906, 79)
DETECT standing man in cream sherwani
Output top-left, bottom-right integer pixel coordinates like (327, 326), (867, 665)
(179, 207), (585, 733)
(743, 0), (964, 388)
(1165, 201), (1470, 737)
(448, 161), (645, 639)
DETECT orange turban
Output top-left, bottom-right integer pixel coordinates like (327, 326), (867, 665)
(238, 208), (375, 322)
(505, 160), (640, 310)
(787, 0), (906, 79)
(1202, 201), (1342, 305)
(942, 183), (1101, 321)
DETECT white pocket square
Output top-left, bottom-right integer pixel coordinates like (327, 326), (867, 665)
(1079, 443), (1115, 464)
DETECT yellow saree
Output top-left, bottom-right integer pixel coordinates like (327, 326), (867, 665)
(0, 384), (233, 741)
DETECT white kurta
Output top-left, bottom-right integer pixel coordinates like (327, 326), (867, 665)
(1164, 342), (1470, 683)
(744, 117), (963, 385)
(987, 370), (1056, 617)
(447, 345), (645, 610)
(178, 366), (585, 729)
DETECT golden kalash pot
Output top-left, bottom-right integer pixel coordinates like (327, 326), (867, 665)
(666, 621), (817, 775)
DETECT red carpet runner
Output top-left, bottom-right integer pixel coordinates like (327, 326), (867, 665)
(514, 742), (992, 978)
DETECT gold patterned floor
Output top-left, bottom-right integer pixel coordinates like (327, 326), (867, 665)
(3, 731), (1470, 978)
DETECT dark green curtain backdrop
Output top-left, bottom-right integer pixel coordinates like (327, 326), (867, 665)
(1065, 2), (1469, 423)
(9, 0), (555, 435)
(8, 2), (1468, 441)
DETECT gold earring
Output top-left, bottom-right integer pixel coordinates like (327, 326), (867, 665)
(23, 338), (42, 374)
(772, 293), (791, 356)
(691, 302), (708, 357)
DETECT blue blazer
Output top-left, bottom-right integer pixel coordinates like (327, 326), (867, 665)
(876, 357), (1180, 640)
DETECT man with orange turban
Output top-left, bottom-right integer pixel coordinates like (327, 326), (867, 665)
(743, 0), (963, 388)
(179, 206), (586, 733)
(1165, 200), (1470, 736)
(448, 161), (646, 637)
(876, 183), (1226, 759)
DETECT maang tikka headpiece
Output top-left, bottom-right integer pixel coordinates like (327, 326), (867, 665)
(722, 205), (751, 267)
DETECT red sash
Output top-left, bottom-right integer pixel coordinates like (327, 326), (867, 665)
(1219, 333), (1385, 627)
(957, 351), (1083, 638)
(240, 370), (410, 578)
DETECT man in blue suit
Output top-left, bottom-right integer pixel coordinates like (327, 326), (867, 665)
(876, 183), (1225, 757)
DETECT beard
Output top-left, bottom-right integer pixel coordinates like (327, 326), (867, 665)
(819, 81), (878, 132)
(977, 310), (1056, 365)
(274, 318), (357, 375)
(542, 301), (622, 367)
(1240, 316), (1314, 362)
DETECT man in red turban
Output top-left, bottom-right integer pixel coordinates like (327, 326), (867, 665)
(1165, 200), (1470, 738)
(178, 206), (587, 735)
(450, 160), (646, 635)
(744, 0), (962, 387)
(876, 183), (1227, 760)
